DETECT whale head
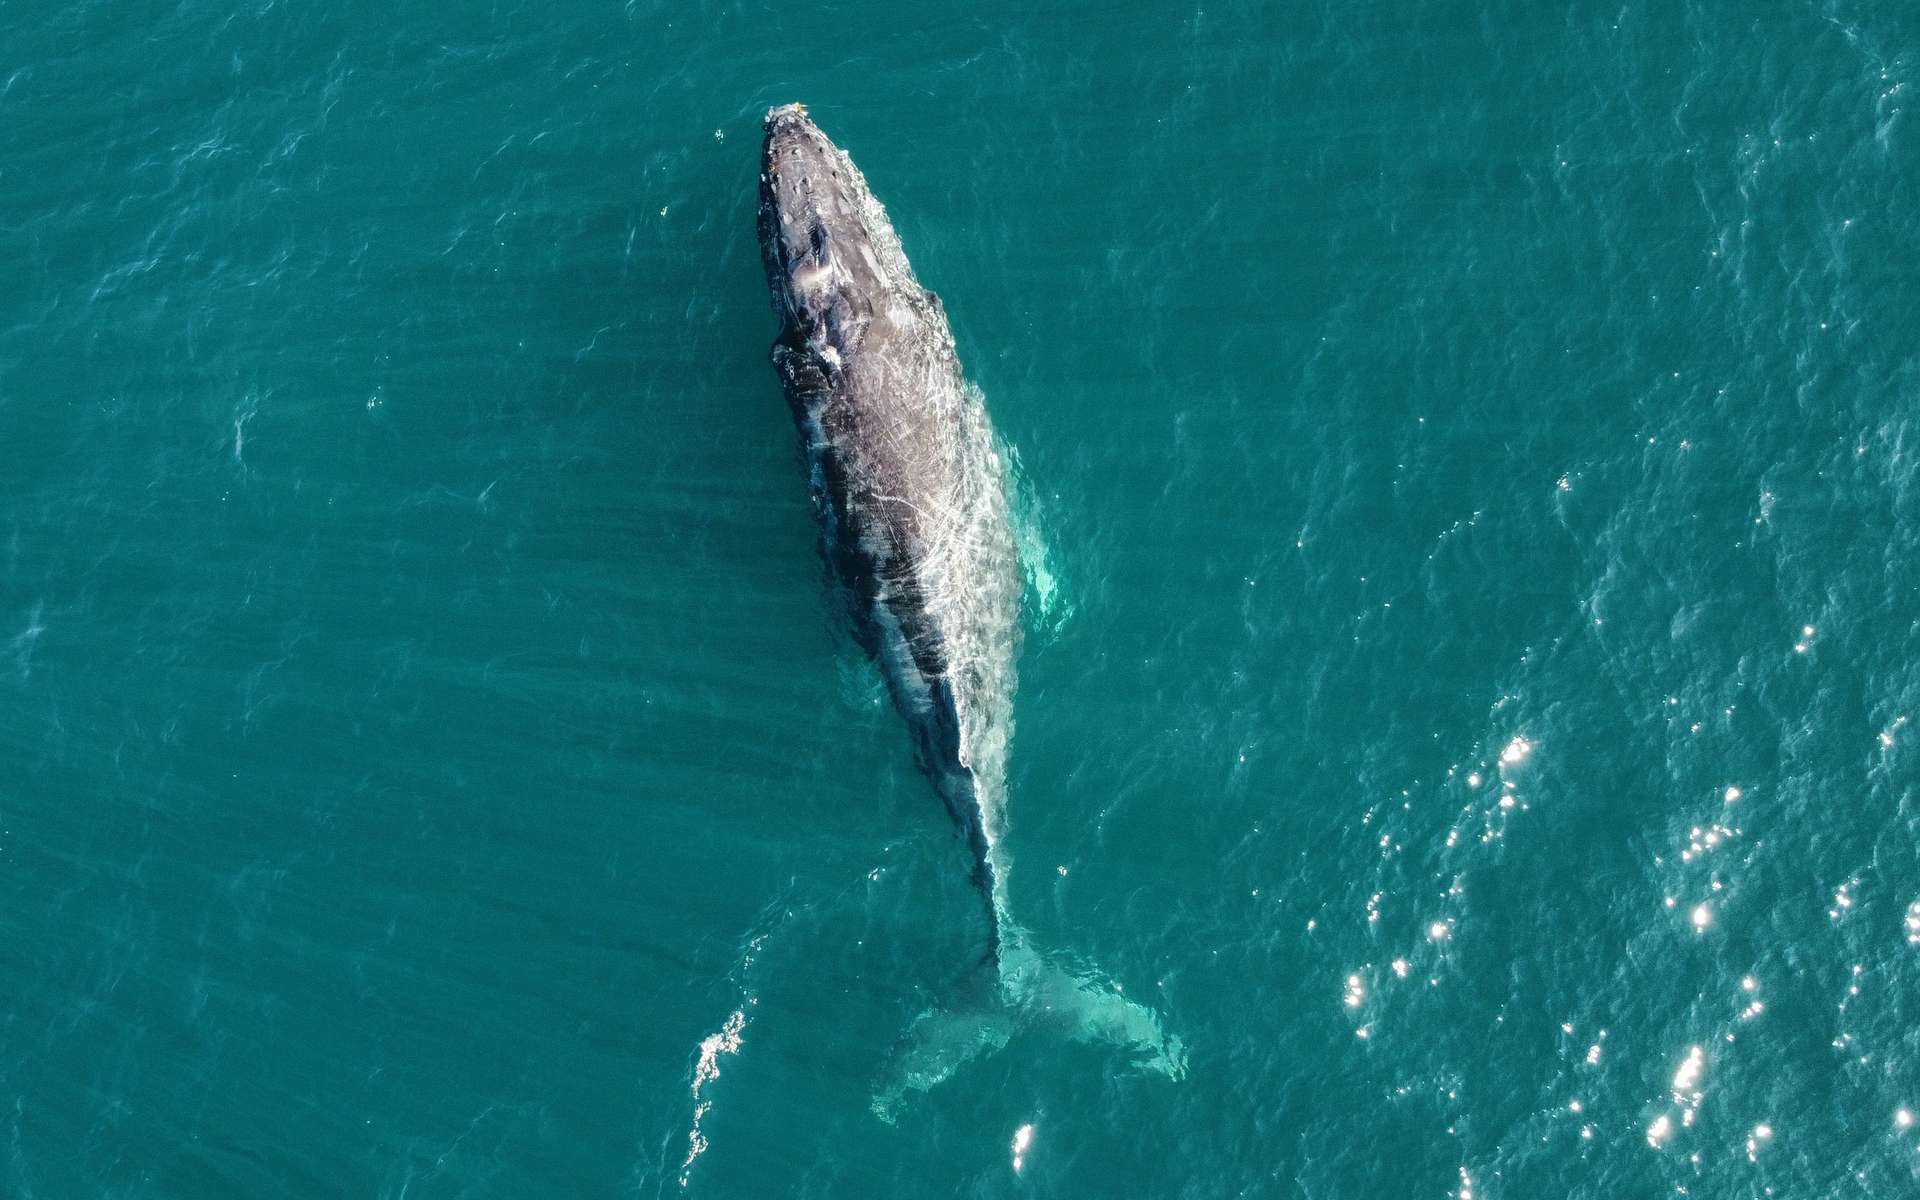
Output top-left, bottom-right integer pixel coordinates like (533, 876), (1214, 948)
(758, 104), (890, 337)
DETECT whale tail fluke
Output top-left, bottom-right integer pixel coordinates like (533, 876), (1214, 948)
(870, 998), (1016, 1123)
(870, 926), (1186, 1122)
(1000, 933), (1189, 1078)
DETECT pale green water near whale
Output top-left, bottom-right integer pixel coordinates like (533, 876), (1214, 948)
(4, 0), (1920, 1195)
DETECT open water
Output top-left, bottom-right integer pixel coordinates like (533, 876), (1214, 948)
(4, 1), (1920, 1196)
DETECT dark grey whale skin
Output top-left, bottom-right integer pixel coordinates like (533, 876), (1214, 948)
(756, 105), (1017, 959)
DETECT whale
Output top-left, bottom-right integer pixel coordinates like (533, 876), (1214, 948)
(755, 103), (1183, 1112)
(757, 102), (1015, 954)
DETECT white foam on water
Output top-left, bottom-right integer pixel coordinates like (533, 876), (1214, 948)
(679, 1009), (746, 1187)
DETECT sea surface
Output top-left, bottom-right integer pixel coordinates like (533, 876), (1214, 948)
(4, 1), (1920, 1196)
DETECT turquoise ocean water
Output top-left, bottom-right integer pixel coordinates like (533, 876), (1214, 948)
(5, 1), (1920, 1195)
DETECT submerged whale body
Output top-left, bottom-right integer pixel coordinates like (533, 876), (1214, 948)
(755, 103), (1184, 1111)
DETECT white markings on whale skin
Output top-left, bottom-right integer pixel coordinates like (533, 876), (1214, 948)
(788, 259), (833, 298)
(795, 407), (838, 564)
(869, 585), (934, 716)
